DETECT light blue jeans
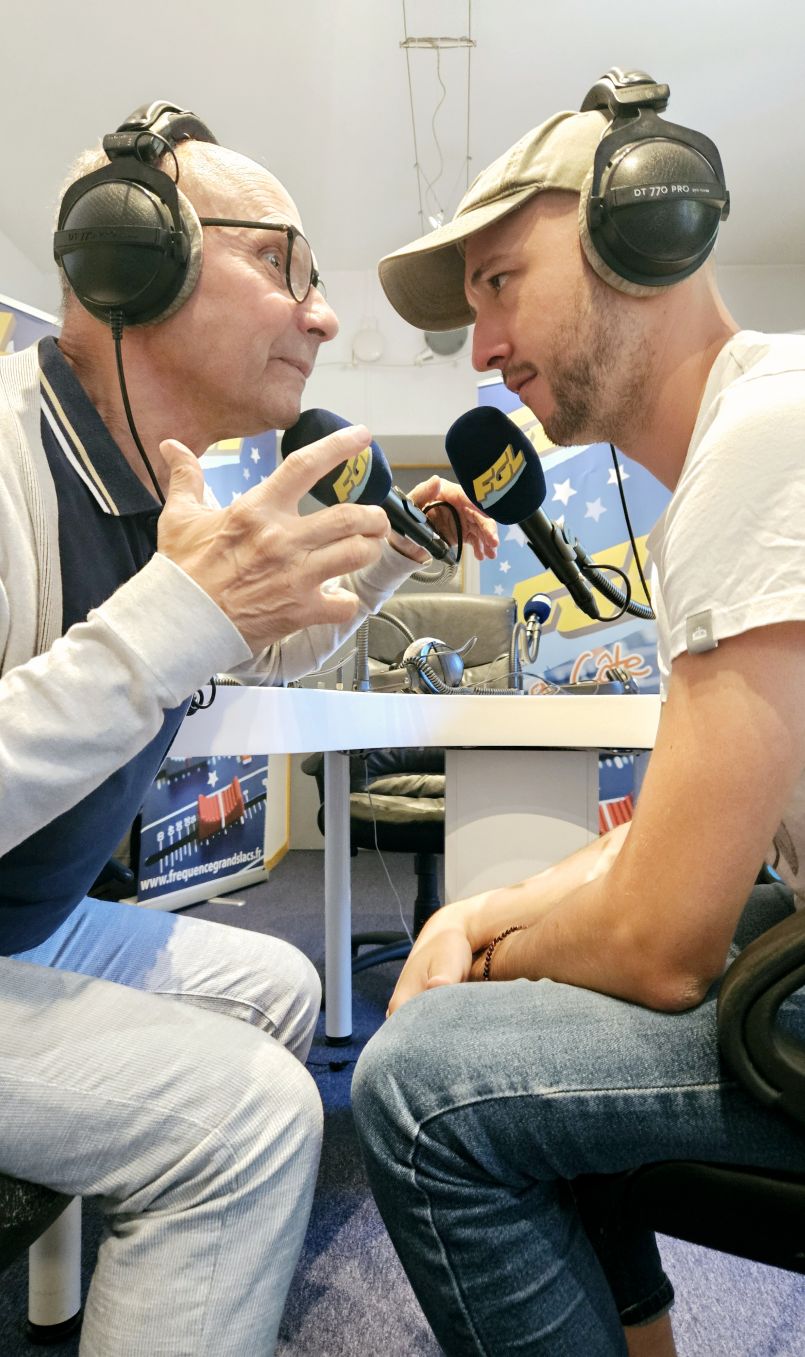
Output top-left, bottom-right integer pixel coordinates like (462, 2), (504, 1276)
(352, 884), (805, 1355)
(2, 897), (323, 1356)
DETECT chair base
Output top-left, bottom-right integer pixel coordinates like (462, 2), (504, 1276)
(350, 852), (441, 974)
(352, 939), (412, 973)
(26, 1309), (83, 1346)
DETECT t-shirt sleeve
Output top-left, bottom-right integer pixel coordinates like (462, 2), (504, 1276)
(655, 368), (805, 664)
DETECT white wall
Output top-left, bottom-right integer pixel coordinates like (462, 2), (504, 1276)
(303, 265), (479, 444)
(0, 230), (61, 318)
(717, 265), (805, 333)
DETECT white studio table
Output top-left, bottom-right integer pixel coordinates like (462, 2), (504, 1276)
(172, 688), (661, 1042)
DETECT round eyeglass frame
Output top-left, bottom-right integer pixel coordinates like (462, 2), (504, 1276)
(198, 217), (322, 302)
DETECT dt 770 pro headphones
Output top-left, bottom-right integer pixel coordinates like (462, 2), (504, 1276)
(578, 68), (730, 294)
(53, 100), (218, 326)
(53, 101), (221, 504)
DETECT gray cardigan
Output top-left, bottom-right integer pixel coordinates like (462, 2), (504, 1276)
(0, 343), (414, 856)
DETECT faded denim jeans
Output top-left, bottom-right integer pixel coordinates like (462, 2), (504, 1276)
(352, 883), (805, 1355)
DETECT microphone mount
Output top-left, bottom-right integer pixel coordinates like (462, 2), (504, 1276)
(527, 518), (655, 622)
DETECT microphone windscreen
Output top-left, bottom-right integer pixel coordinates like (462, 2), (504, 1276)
(444, 406), (546, 524)
(280, 408), (392, 506)
(523, 593), (552, 625)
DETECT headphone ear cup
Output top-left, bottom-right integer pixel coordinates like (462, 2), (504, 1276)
(144, 187), (203, 326)
(56, 170), (203, 325)
(578, 166), (674, 297)
(580, 125), (727, 292)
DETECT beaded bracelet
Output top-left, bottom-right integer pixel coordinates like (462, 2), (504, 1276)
(481, 925), (527, 981)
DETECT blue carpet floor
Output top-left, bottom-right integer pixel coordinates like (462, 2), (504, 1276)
(1, 849), (803, 1354)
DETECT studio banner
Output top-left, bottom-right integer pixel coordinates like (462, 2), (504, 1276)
(477, 377), (670, 827)
(136, 754), (270, 905)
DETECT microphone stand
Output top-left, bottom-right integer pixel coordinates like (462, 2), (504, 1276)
(353, 611), (416, 692)
(509, 622), (542, 693)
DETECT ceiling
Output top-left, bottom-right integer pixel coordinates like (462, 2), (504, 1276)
(4, 0), (804, 288)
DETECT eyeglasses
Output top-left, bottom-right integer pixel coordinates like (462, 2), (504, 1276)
(198, 218), (324, 303)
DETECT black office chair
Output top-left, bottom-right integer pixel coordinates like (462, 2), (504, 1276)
(0, 1176), (71, 1270)
(88, 855), (135, 901)
(303, 592), (517, 971)
(576, 903), (805, 1275)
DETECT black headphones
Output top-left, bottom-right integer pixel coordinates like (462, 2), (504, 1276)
(578, 68), (730, 292)
(53, 101), (218, 326)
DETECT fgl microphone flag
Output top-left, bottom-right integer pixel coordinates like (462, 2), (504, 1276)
(282, 408), (457, 563)
(445, 406), (601, 619)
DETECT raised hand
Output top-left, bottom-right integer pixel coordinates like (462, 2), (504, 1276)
(407, 474), (499, 562)
(157, 425), (390, 652)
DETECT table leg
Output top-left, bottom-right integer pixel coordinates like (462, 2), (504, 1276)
(28, 1197), (82, 1339)
(323, 751), (352, 1043)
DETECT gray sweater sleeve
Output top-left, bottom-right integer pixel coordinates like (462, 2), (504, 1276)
(0, 544), (418, 856)
(0, 554), (251, 857)
(231, 541), (419, 685)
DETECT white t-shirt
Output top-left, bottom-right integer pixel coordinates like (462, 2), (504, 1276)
(647, 330), (805, 902)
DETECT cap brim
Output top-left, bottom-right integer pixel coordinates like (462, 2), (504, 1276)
(379, 186), (541, 332)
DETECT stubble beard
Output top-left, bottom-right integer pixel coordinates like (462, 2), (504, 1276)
(540, 288), (651, 449)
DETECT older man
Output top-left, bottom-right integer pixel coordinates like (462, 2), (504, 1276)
(0, 103), (494, 1356)
(353, 70), (805, 1356)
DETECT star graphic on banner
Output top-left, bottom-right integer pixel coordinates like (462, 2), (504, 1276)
(505, 524), (527, 546)
(607, 463), (629, 485)
(552, 478), (577, 507)
(585, 498), (606, 522)
(243, 467), (251, 480)
(230, 490), (242, 501)
(494, 584), (505, 595)
(555, 513), (565, 528)
(250, 447), (261, 463)
(207, 770), (219, 788)
(499, 559), (512, 574)
(260, 474), (269, 482)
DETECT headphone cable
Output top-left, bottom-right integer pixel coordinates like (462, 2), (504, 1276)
(608, 442), (652, 608)
(109, 311), (216, 715)
(110, 310), (166, 506)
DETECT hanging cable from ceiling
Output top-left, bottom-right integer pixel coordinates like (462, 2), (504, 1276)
(423, 46), (448, 224)
(400, 0), (475, 237)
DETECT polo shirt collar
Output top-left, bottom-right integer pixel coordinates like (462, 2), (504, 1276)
(38, 335), (160, 516)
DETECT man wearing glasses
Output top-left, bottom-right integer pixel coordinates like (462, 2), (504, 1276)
(0, 109), (495, 1356)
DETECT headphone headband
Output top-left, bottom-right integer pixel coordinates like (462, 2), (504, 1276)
(580, 67), (670, 119)
(102, 101), (218, 165)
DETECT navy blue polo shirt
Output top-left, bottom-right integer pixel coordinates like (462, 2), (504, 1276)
(0, 337), (188, 953)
